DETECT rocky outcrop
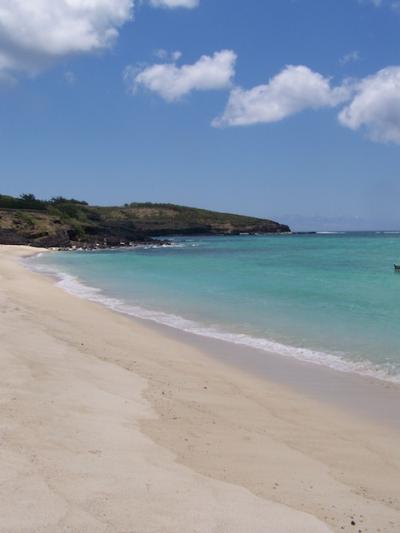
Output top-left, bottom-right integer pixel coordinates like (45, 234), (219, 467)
(0, 198), (290, 249)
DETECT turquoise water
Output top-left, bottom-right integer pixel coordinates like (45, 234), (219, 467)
(30, 233), (400, 382)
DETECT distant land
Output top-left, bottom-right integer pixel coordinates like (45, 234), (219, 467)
(0, 194), (290, 248)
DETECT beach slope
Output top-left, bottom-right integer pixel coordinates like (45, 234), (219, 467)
(0, 246), (399, 532)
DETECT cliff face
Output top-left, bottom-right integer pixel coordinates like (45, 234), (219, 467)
(0, 196), (290, 248)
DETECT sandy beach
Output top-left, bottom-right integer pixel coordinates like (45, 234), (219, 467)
(1, 245), (400, 533)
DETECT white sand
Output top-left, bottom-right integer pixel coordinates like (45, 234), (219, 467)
(0, 245), (399, 532)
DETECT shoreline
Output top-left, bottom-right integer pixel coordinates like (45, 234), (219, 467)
(1, 245), (400, 532)
(27, 249), (400, 430)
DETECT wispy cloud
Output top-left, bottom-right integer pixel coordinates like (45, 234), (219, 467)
(64, 71), (77, 85)
(391, 1), (400, 13)
(339, 50), (360, 66)
(358, 0), (400, 10)
(147, 0), (199, 8)
(154, 49), (183, 61)
(358, 0), (383, 6)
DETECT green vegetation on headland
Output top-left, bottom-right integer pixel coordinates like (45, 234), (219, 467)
(0, 194), (290, 248)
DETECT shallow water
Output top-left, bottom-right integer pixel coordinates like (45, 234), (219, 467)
(29, 232), (400, 383)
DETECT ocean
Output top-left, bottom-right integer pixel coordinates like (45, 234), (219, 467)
(28, 232), (400, 383)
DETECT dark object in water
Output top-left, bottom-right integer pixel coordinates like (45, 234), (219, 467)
(394, 264), (400, 272)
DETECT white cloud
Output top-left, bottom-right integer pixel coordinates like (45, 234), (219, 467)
(338, 66), (400, 144)
(128, 50), (237, 101)
(213, 65), (351, 127)
(148, 0), (199, 8)
(0, 0), (134, 77)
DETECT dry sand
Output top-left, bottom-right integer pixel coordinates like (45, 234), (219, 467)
(0, 245), (399, 533)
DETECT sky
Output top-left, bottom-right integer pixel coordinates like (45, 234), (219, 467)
(0, 0), (400, 230)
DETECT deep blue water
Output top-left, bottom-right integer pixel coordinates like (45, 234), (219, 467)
(29, 232), (400, 382)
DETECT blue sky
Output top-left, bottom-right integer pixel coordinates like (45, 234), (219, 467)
(0, 0), (399, 230)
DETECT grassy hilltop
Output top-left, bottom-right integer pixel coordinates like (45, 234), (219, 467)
(0, 194), (290, 248)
